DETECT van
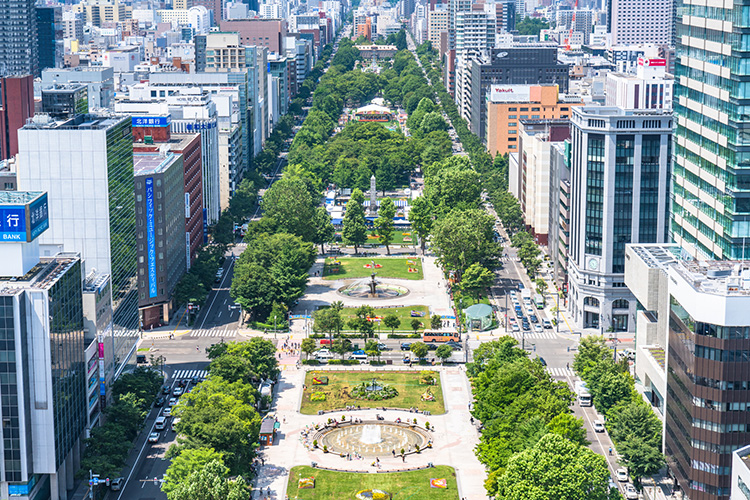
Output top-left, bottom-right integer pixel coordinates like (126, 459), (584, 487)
(154, 416), (167, 430)
(315, 349), (333, 360)
(348, 350), (368, 362)
(171, 418), (180, 432)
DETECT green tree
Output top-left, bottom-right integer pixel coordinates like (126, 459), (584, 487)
(573, 336), (613, 380)
(419, 111), (448, 134)
(166, 459), (249, 500)
(314, 307), (344, 343)
(535, 278), (547, 299)
(617, 437), (665, 489)
(408, 195), (434, 253)
(593, 371), (633, 414)
(375, 197), (397, 254)
(301, 338), (318, 360)
(459, 263), (494, 300)
(495, 434), (613, 500)
(435, 344), (453, 364)
(260, 176), (316, 241)
(410, 341), (429, 360)
(430, 314), (442, 330)
(364, 339), (382, 362)
(384, 314), (401, 333)
(174, 273), (208, 308)
(410, 318), (422, 334)
(223, 338), (279, 382)
(267, 301), (288, 329)
(607, 401), (662, 449)
(208, 354), (255, 385)
(162, 448), (225, 497)
(431, 209), (501, 278)
(342, 189), (368, 253)
(311, 206), (335, 254)
(331, 337), (353, 359)
(516, 16), (550, 37)
(546, 413), (589, 447)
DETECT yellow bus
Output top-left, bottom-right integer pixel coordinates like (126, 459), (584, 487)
(422, 330), (460, 343)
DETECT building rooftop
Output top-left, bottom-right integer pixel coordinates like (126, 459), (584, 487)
(574, 106), (672, 117)
(133, 151), (179, 176)
(673, 259), (750, 297)
(628, 244), (680, 271)
(0, 253), (80, 290)
(41, 83), (87, 94)
(22, 113), (125, 130)
(0, 191), (46, 206)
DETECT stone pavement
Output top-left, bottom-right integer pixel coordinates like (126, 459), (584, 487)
(253, 366), (488, 499)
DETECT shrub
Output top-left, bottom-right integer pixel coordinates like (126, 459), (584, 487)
(302, 359), (320, 365)
(313, 440), (318, 448)
(425, 421), (430, 429)
(311, 391), (327, 402)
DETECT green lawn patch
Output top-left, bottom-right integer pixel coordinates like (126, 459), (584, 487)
(341, 305), (430, 333)
(288, 465), (459, 499)
(323, 257), (423, 280)
(366, 229), (416, 246)
(300, 370), (445, 415)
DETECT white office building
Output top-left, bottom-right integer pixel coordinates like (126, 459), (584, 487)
(609, 0), (672, 46)
(568, 106), (672, 333)
(606, 57), (673, 110)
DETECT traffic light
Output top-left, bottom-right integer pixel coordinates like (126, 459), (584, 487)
(154, 477), (159, 486)
(105, 478), (110, 487)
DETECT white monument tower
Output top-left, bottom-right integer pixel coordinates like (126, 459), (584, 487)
(369, 174), (377, 216)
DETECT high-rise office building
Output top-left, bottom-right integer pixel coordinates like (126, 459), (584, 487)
(17, 114), (139, 375)
(625, 245), (750, 500)
(40, 67), (115, 110)
(671, 4), (746, 260)
(568, 106), (671, 333)
(0, 0), (39, 77)
(36, 6), (63, 73)
(133, 152), (187, 328)
(0, 75), (34, 161)
(0, 190), (87, 500)
(428, 5), (449, 51)
(40, 85), (89, 118)
(608, 0), (672, 45)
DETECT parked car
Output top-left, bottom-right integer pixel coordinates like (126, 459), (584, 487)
(400, 342), (412, 351)
(148, 432), (160, 443)
(625, 484), (638, 499)
(593, 420), (606, 433)
(616, 468), (629, 482)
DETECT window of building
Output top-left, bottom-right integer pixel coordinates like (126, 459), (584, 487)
(532, 115), (540, 119)
(520, 107), (528, 111)
(508, 145), (516, 149)
(508, 130), (516, 134)
(508, 107), (517, 111)
(583, 297), (600, 307)
(508, 115), (516, 119)
(532, 107), (540, 111)
(508, 122), (517, 127)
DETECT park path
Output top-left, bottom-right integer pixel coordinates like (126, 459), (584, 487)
(253, 366), (488, 499)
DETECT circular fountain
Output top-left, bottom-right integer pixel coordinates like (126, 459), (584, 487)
(314, 420), (431, 458)
(337, 272), (409, 300)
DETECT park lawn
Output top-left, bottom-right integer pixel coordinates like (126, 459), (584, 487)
(287, 465), (459, 499)
(341, 305), (430, 333)
(365, 229), (416, 246)
(323, 257), (423, 280)
(300, 371), (445, 415)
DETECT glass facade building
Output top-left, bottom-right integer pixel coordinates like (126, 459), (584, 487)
(0, 255), (86, 500)
(671, 1), (750, 259)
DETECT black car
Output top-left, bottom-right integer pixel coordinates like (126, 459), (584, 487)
(155, 397), (165, 407)
(522, 323), (531, 331)
(427, 343), (438, 351)
(162, 385), (170, 395)
(400, 342), (412, 351)
(445, 341), (462, 350)
(538, 357), (547, 366)
(191, 375), (202, 385)
(529, 315), (538, 323)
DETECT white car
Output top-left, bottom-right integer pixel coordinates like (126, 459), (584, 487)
(593, 420), (605, 433)
(534, 324), (543, 333)
(163, 407), (172, 417)
(511, 324), (520, 332)
(616, 468), (629, 482)
(148, 432), (160, 443)
(625, 484), (639, 499)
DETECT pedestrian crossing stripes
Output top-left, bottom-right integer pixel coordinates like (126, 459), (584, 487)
(187, 328), (238, 338)
(547, 367), (575, 378)
(171, 369), (208, 380)
(507, 331), (557, 340)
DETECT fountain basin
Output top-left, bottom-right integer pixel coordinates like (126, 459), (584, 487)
(337, 281), (409, 300)
(313, 421), (431, 458)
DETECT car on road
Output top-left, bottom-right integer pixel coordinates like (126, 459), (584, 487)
(529, 314), (538, 323)
(163, 407), (172, 417)
(593, 420), (606, 433)
(319, 338), (332, 345)
(543, 320), (552, 329)
(168, 397), (177, 407)
(511, 324), (520, 332)
(537, 357), (547, 366)
(400, 342), (412, 351)
(110, 477), (124, 491)
(427, 342), (438, 350)
(623, 348), (636, 361)
(162, 385), (170, 395)
(616, 468), (629, 482)
(348, 350), (368, 361)
(534, 324), (543, 333)
(522, 323), (531, 331)
(155, 416), (167, 430)
(608, 477), (617, 491)
(155, 396), (165, 407)
(148, 432), (160, 443)
(624, 484), (638, 499)
(214, 268), (224, 283)
(445, 341), (462, 350)
(377, 342), (389, 350)
(315, 348), (333, 360)
(172, 386), (184, 397)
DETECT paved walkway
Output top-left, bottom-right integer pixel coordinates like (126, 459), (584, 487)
(253, 366), (488, 499)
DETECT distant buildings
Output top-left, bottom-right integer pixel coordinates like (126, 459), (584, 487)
(0, 0), (39, 77)
(40, 67), (115, 110)
(36, 6), (64, 73)
(568, 107), (672, 333)
(608, 0), (672, 45)
(0, 76), (35, 161)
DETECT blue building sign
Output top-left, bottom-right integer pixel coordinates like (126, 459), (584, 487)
(28, 193), (49, 241)
(132, 116), (171, 128)
(0, 207), (27, 241)
(146, 178), (157, 298)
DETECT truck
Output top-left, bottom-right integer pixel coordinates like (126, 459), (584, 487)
(574, 381), (592, 407)
(521, 289), (532, 304)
